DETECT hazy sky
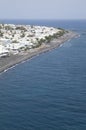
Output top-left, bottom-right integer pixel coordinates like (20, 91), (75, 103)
(0, 0), (86, 19)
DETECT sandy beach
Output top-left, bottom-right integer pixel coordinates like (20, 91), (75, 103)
(0, 31), (77, 73)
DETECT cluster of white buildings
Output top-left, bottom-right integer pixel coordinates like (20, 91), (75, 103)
(0, 24), (60, 57)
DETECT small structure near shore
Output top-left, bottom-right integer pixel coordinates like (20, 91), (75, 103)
(0, 45), (9, 57)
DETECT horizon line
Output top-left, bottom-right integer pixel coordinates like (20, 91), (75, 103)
(0, 18), (86, 21)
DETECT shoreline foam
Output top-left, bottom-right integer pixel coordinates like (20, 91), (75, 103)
(0, 31), (78, 74)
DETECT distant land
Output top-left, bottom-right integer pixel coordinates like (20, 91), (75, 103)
(0, 24), (77, 73)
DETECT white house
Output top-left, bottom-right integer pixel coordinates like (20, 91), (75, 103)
(0, 45), (9, 57)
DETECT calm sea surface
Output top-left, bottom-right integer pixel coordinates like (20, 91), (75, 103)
(0, 20), (86, 130)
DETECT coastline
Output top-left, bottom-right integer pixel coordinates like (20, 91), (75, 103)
(0, 31), (78, 74)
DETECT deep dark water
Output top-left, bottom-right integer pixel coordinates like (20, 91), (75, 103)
(0, 20), (86, 130)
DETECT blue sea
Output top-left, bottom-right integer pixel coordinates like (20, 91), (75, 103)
(0, 20), (86, 130)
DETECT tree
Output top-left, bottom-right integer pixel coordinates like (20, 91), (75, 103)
(21, 33), (25, 38)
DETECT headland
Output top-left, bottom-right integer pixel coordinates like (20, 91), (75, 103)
(0, 24), (77, 73)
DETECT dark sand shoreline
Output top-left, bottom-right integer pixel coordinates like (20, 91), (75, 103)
(0, 31), (78, 74)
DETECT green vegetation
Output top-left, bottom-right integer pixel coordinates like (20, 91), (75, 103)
(16, 26), (27, 31)
(12, 34), (14, 37)
(4, 25), (13, 30)
(12, 40), (18, 43)
(32, 42), (42, 48)
(33, 29), (67, 48)
(5, 36), (9, 39)
(45, 35), (53, 43)
(27, 34), (34, 37)
(21, 33), (25, 38)
(0, 25), (2, 29)
(0, 30), (3, 37)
